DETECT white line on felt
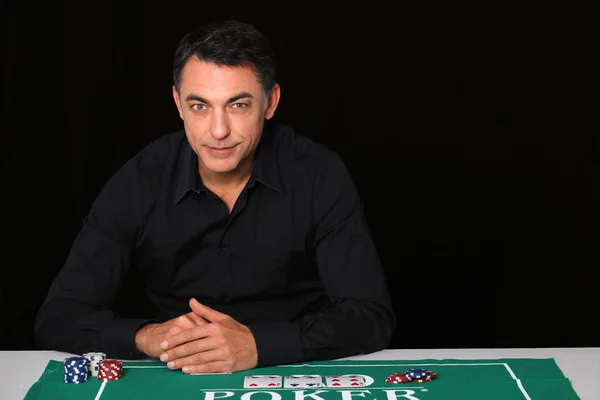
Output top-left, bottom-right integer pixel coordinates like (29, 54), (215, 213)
(501, 363), (532, 400)
(94, 380), (107, 400)
(516, 379), (533, 400)
(280, 363), (506, 368)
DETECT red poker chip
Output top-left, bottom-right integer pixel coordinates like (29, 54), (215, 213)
(98, 371), (122, 376)
(98, 373), (122, 381)
(97, 360), (123, 381)
(99, 360), (122, 365)
(98, 376), (120, 381)
(385, 373), (411, 383)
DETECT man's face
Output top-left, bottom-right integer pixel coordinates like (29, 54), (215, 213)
(173, 57), (280, 176)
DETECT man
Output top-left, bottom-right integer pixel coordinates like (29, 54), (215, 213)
(35, 19), (396, 374)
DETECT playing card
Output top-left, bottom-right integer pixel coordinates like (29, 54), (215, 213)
(284, 375), (323, 388)
(325, 375), (365, 387)
(244, 375), (283, 388)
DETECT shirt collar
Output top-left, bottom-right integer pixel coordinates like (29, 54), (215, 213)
(251, 122), (284, 195)
(174, 137), (201, 204)
(174, 124), (284, 204)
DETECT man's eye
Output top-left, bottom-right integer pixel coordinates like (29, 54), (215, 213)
(192, 104), (206, 111)
(232, 103), (248, 109)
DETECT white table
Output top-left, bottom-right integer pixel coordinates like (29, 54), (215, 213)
(1, 348), (598, 399)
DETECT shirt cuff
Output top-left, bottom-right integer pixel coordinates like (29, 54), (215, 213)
(246, 321), (303, 367)
(101, 317), (157, 359)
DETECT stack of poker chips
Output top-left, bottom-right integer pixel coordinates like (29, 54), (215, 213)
(63, 356), (89, 384)
(97, 359), (123, 381)
(83, 352), (107, 377)
(385, 368), (437, 384)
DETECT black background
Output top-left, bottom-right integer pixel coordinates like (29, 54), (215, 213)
(2, 1), (598, 351)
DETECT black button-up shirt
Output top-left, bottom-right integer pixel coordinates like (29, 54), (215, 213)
(35, 121), (396, 367)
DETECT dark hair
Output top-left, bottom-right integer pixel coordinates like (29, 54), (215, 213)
(173, 20), (277, 95)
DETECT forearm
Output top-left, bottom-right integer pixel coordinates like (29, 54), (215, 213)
(246, 321), (303, 367)
(299, 299), (395, 361)
(34, 206), (148, 357)
(35, 298), (153, 359)
(247, 299), (395, 367)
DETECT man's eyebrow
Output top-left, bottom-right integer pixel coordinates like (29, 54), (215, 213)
(227, 92), (254, 104)
(185, 94), (209, 103)
(185, 92), (254, 105)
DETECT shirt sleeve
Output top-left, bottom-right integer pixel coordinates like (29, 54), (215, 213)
(247, 153), (396, 367)
(34, 161), (155, 358)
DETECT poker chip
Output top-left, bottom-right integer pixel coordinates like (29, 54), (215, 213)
(385, 373), (411, 383)
(404, 369), (431, 379)
(63, 356), (89, 384)
(97, 359), (123, 381)
(385, 370), (437, 384)
(83, 352), (106, 377)
(411, 372), (437, 383)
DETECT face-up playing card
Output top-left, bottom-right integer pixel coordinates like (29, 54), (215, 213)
(325, 375), (365, 388)
(244, 375), (283, 388)
(284, 375), (323, 388)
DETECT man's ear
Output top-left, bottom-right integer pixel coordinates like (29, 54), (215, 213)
(265, 83), (281, 120)
(172, 86), (184, 120)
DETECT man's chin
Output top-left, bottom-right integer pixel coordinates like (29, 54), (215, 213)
(202, 161), (239, 174)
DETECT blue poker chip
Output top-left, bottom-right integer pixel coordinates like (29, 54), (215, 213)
(64, 356), (87, 366)
(64, 356), (89, 384)
(404, 369), (431, 380)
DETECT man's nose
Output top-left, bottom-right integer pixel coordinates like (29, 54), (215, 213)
(210, 110), (231, 140)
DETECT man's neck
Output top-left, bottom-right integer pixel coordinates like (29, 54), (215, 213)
(199, 158), (254, 192)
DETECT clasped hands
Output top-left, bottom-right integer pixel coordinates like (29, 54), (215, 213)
(134, 298), (258, 374)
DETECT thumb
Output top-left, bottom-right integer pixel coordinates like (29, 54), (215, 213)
(189, 298), (226, 322)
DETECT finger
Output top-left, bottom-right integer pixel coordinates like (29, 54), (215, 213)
(185, 311), (209, 326)
(189, 298), (227, 322)
(161, 335), (219, 362)
(181, 360), (233, 374)
(166, 349), (225, 370)
(160, 324), (212, 351)
(177, 316), (199, 330)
